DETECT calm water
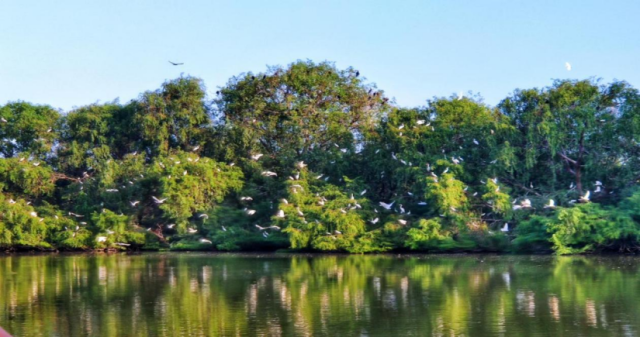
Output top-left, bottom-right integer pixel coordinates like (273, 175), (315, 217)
(0, 254), (638, 337)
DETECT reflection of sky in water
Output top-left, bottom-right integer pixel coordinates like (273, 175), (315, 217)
(0, 254), (639, 336)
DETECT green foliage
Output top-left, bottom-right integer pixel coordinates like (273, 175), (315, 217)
(1, 64), (640, 254)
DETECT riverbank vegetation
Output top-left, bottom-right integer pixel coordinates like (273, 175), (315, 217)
(2, 60), (640, 254)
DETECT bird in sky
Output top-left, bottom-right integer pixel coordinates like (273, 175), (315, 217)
(169, 61), (184, 66)
(565, 62), (572, 71)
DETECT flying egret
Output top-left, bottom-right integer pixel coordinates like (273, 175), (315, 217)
(379, 201), (395, 210)
(370, 218), (379, 224)
(152, 196), (167, 204)
(251, 153), (264, 160)
(565, 62), (571, 71)
(580, 191), (590, 203)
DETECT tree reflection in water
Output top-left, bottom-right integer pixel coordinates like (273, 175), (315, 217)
(0, 254), (638, 336)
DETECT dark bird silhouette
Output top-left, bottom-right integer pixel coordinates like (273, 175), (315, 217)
(168, 61), (184, 66)
(355, 70), (360, 77)
(262, 75), (266, 80)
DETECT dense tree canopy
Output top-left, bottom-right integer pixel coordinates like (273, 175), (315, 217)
(1, 60), (640, 254)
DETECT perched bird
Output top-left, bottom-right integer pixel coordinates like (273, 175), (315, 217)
(192, 145), (200, 152)
(370, 218), (379, 224)
(187, 228), (198, 234)
(360, 189), (367, 195)
(167, 224), (176, 229)
(544, 199), (556, 209)
(261, 171), (278, 177)
(398, 219), (408, 225)
(168, 61), (184, 66)
(251, 153), (264, 160)
(416, 120), (425, 125)
(198, 214), (209, 219)
(96, 236), (107, 243)
(473, 139), (479, 145)
(501, 223), (509, 232)
(199, 238), (213, 244)
(240, 196), (253, 201)
(245, 209), (257, 215)
(281, 198), (289, 204)
(276, 210), (285, 218)
(296, 207), (304, 216)
(296, 161), (307, 168)
(417, 201), (427, 206)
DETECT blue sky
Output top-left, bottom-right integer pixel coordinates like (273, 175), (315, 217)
(1, 0), (639, 111)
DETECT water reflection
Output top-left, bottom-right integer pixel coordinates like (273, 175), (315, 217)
(0, 254), (639, 336)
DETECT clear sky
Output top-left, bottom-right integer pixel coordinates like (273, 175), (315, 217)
(1, 0), (639, 112)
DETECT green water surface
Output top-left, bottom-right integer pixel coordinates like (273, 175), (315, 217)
(0, 253), (638, 336)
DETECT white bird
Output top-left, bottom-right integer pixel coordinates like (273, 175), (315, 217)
(360, 189), (367, 195)
(251, 153), (264, 160)
(130, 201), (140, 207)
(442, 167), (449, 174)
(240, 196), (253, 201)
(594, 186), (602, 193)
(0, 117), (6, 123)
(199, 238), (212, 244)
(473, 139), (479, 145)
(370, 218), (379, 224)
(30, 211), (38, 217)
(152, 196), (167, 204)
(544, 199), (556, 208)
(183, 170), (187, 176)
(296, 161), (307, 168)
(417, 202), (427, 206)
(580, 191), (590, 203)
(32, 162), (40, 166)
(296, 207), (304, 216)
(192, 146), (200, 152)
(398, 124), (405, 130)
(198, 214), (209, 219)
(187, 228), (198, 234)
(246, 209), (256, 215)
(595, 181), (603, 186)
(457, 92), (463, 100)
(501, 223), (509, 232)
(316, 174), (324, 179)
(340, 148), (347, 153)
(398, 219), (407, 225)
(334, 230), (342, 235)
(565, 62), (571, 71)
(452, 157), (460, 165)
(416, 120), (425, 125)
(379, 201), (395, 210)
(104, 188), (119, 193)
(167, 224), (176, 229)
(115, 243), (131, 247)
(261, 171), (278, 177)
(276, 210), (285, 218)
(399, 204), (405, 214)
(281, 198), (289, 204)
(8, 199), (16, 204)
(263, 231), (270, 238)
(96, 236), (107, 243)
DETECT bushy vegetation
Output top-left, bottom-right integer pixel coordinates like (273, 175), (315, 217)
(2, 60), (640, 254)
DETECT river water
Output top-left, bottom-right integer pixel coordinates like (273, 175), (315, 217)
(0, 253), (638, 336)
